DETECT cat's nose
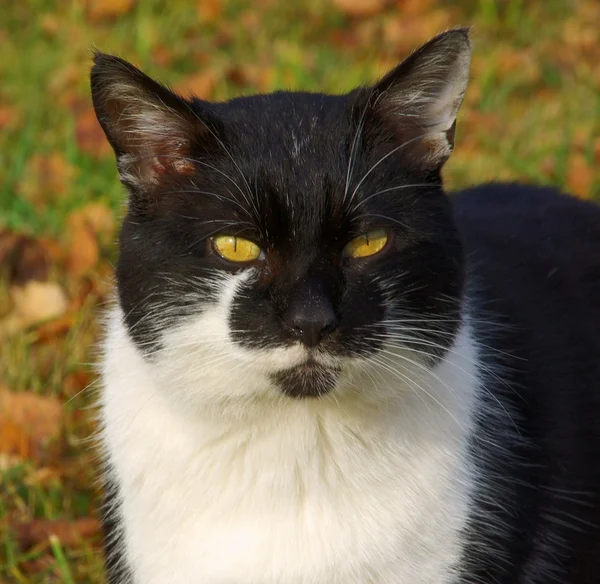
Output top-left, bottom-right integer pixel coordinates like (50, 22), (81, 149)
(284, 292), (339, 348)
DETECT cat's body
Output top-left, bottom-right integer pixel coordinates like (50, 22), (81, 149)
(92, 30), (600, 584)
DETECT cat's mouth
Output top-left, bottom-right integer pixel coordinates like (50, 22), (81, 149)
(272, 360), (340, 399)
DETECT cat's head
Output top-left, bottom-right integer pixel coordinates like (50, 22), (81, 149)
(92, 29), (471, 410)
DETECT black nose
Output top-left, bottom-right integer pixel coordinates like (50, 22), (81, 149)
(283, 287), (339, 348)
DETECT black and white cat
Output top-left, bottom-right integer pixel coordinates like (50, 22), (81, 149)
(91, 29), (600, 584)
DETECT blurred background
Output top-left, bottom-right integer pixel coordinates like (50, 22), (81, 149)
(0, 0), (598, 581)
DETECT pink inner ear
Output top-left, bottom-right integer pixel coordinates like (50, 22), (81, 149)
(172, 159), (196, 175)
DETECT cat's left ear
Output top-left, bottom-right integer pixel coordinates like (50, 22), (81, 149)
(369, 28), (471, 169)
(90, 52), (218, 194)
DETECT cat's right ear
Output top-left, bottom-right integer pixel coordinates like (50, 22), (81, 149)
(90, 52), (217, 193)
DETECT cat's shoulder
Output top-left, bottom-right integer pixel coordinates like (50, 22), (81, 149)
(451, 182), (600, 230)
(451, 182), (600, 259)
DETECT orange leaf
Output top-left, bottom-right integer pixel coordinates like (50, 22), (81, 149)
(85, 0), (136, 21)
(332, 0), (390, 17)
(174, 71), (218, 100)
(65, 203), (114, 278)
(17, 153), (78, 210)
(0, 387), (64, 464)
(74, 101), (112, 159)
(66, 221), (99, 277)
(566, 153), (594, 199)
(0, 104), (21, 131)
(34, 314), (77, 343)
(197, 0), (222, 21)
(16, 517), (101, 550)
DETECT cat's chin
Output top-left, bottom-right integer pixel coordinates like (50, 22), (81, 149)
(272, 360), (340, 399)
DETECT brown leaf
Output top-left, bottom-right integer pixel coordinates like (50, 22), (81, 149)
(0, 104), (21, 131)
(174, 71), (218, 100)
(0, 387), (64, 464)
(12, 281), (69, 324)
(16, 517), (101, 550)
(66, 221), (99, 277)
(18, 153), (78, 210)
(74, 100), (112, 159)
(197, 0), (222, 21)
(331, 0), (390, 17)
(0, 230), (52, 285)
(85, 0), (136, 21)
(34, 314), (77, 343)
(65, 203), (115, 277)
(151, 45), (175, 67)
(566, 152), (594, 199)
(62, 370), (94, 399)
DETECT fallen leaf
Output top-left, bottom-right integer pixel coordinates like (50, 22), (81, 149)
(18, 153), (78, 210)
(73, 100), (112, 159)
(65, 203), (114, 278)
(69, 203), (116, 241)
(33, 313), (77, 343)
(197, 0), (222, 21)
(0, 387), (64, 464)
(331, 0), (390, 17)
(85, 0), (136, 21)
(0, 230), (52, 285)
(0, 281), (69, 336)
(566, 152), (594, 198)
(174, 71), (217, 100)
(40, 13), (61, 36)
(66, 221), (98, 278)
(0, 104), (21, 131)
(62, 370), (94, 399)
(16, 517), (101, 550)
(151, 45), (175, 67)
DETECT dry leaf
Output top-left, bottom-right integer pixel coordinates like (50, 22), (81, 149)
(18, 153), (78, 210)
(0, 104), (21, 131)
(11, 281), (69, 324)
(566, 152), (594, 198)
(197, 0), (222, 21)
(67, 220), (99, 277)
(16, 517), (101, 550)
(65, 203), (114, 277)
(0, 230), (52, 284)
(62, 370), (94, 398)
(0, 281), (69, 336)
(174, 71), (217, 100)
(85, 0), (136, 21)
(0, 387), (63, 464)
(34, 314), (77, 343)
(332, 0), (389, 17)
(73, 100), (112, 159)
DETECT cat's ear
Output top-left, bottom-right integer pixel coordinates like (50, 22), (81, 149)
(369, 28), (471, 169)
(91, 52), (216, 192)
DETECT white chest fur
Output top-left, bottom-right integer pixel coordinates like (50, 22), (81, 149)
(101, 308), (479, 584)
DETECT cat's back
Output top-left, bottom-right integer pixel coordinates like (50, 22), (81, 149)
(452, 183), (600, 318)
(453, 184), (600, 584)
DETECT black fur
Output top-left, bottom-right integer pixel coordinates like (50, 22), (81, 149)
(92, 29), (600, 583)
(454, 185), (600, 583)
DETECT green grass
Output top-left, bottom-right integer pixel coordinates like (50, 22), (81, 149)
(1, 0), (599, 581)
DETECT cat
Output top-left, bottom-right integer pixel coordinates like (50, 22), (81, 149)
(91, 28), (600, 584)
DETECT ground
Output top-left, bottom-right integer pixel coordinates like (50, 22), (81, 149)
(0, 0), (598, 581)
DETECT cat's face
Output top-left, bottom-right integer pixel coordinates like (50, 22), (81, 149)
(92, 30), (471, 408)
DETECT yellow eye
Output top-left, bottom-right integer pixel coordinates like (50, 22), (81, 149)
(344, 229), (388, 259)
(213, 235), (263, 262)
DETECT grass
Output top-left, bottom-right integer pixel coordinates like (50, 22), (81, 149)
(0, 0), (599, 581)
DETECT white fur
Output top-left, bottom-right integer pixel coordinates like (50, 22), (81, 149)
(101, 269), (481, 584)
